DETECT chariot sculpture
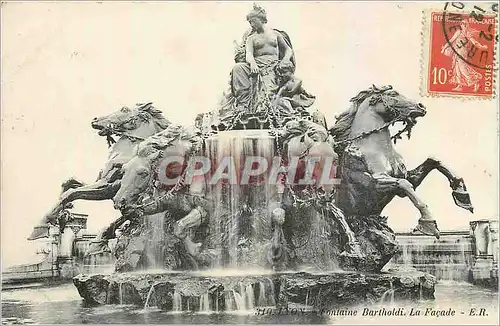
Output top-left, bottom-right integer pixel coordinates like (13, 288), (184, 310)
(29, 4), (473, 277)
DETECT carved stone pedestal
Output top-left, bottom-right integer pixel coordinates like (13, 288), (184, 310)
(470, 219), (499, 289)
(471, 256), (498, 289)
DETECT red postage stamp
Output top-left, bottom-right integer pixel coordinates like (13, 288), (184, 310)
(423, 9), (497, 98)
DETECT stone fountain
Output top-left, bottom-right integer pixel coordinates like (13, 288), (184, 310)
(31, 4), (477, 313)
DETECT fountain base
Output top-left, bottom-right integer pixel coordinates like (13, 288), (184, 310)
(73, 269), (436, 311)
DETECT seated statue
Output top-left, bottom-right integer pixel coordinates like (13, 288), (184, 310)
(195, 4), (320, 132)
(230, 4), (295, 113)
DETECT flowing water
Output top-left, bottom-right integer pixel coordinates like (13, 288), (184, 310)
(1, 282), (498, 324)
(3, 132), (494, 324)
(388, 232), (475, 282)
(204, 130), (276, 269)
(379, 280), (395, 305)
(172, 291), (182, 312)
(144, 213), (165, 269)
(199, 293), (210, 312)
(144, 284), (156, 310)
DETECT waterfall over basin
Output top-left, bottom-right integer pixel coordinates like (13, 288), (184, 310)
(73, 269), (436, 312)
(71, 128), (439, 311)
(389, 231), (474, 282)
(203, 130), (277, 269)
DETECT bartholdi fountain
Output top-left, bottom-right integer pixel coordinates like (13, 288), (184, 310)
(28, 4), (474, 312)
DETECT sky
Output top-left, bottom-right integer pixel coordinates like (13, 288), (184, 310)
(1, 2), (498, 268)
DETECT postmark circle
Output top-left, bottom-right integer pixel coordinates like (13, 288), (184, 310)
(440, 2), (497, 70)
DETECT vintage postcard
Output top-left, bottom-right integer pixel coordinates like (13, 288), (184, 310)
(1, 1), (498, 325)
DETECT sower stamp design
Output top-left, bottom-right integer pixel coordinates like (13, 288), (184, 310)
(422, 3), (497, 98)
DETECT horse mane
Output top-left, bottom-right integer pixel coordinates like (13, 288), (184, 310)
(137, 102), (171, 130)
(329, 85), (393, 155)
(137, 124), (202, 158)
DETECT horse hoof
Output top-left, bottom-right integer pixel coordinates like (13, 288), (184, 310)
(27, 225), (51, 240)
(452, 189), (474, 213)
(413, 219), (440, 239)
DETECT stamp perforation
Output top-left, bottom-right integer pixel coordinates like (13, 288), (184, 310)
(420, 5), (498, 100)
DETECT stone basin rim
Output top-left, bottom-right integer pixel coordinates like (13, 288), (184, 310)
(74, 268), (433, 280)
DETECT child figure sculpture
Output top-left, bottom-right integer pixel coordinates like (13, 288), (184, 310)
(275, 62), (316, 114)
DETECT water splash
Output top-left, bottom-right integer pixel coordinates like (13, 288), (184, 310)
(392, 233), (473, 281)
(204, 130), (276, 268)
(173, 291), (182, 312)
(106, 282), (113, 304)
(380, 279), (394, 305)
(245, 284), (255, 310)
(144, 213), (165, 269)
(144, 283), (156, 310)
(232, 290), (244, 311)
(402, 243), (412, 267)
(118, 283), (124, 305)
(267, 277), (276, 306)
(224, 291), (235, 311)
(191, 268), (274, 277)
(258, 281), (266, 306)
(199, 293), (210, 312)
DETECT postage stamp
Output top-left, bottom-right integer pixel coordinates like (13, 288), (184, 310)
(422, 3), (498, 98)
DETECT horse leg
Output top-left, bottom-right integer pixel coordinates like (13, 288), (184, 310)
(373, 174), (440, 238)
(27, 178), (87, 238)
(27, 179), (121, 240)
(42, 164), (123, 222)
(43, 177), (122, 224)
(60, 177), (86, 193)
(407, 157), (474, 213)
(173, 206), (206, 256)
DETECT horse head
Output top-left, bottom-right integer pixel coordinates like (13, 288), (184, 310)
(364, 85), (426, 127)
(330, 85), (426, 155)
(113, 123), (202, 212)
(91, 102), (171, 143)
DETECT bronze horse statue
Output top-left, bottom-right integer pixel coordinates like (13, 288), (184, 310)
(330, 85), (473, 239)
(28, 103), (170, 240)
(276, 119), (363, 267)
(111, 124), (209, 263)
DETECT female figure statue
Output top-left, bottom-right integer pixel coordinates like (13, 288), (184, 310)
(441, 19), (488, 92)
(230, 4), (294, 112)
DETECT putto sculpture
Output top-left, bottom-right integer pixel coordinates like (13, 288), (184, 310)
(30, 3), (475, 310)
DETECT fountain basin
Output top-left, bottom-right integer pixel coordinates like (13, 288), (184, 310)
(73, 269), (436, 311)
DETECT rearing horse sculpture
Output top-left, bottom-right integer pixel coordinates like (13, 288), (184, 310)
(277, 119), (363, 263)
(112, 124), (209, 262)
(28, 103), (170, 240)
(330, 85), (473, 238)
